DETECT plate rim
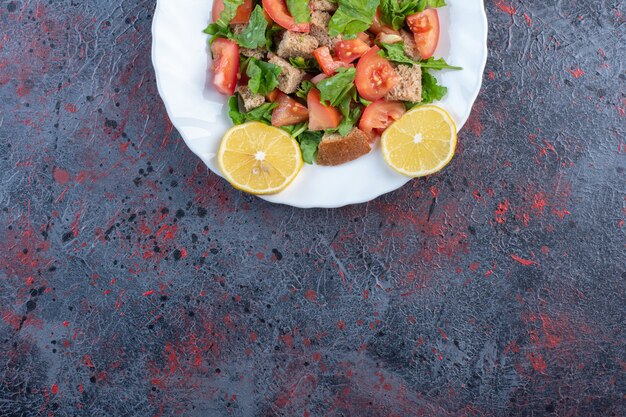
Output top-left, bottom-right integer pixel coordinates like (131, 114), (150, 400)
(151, 0), (489, 208)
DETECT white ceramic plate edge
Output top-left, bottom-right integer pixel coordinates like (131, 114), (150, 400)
(151, 0), (488, 208)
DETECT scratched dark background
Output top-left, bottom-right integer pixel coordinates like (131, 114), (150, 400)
(1, 0), (625, 416)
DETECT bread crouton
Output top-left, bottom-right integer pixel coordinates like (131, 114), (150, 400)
(400, 30), (422, 61)
(311, 0), (337, 12)
(317, 128), (372, 166)
(231, 24), (266, 59)
(237, 85), (265, 112)
(384, 64), (422, 103)
(267, 53), (306, 94)
(276, 31), (319, 59)
(310, 11), (342, 48)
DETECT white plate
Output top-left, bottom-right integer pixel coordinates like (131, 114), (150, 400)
(152, 0), (488, 208)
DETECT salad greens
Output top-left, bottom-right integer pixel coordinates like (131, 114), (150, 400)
(229, 96), (278, 124)
(210, 0), (460, 165)
(246, 58), (282, 95)
(234, 6), (268, 49)
(380, 0), (447, 30)
(329, 0), (379, 37)
(286, 0), (311, 24)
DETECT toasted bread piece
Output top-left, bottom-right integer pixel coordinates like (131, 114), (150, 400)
(317, 128), (372, 166)
(310, 11), (342, 48)
(311, 0), (337, 12)
(237, 85), (265, 112)
(276, 31), (319, 59)
(267, 53), (306, 94)
(384, 64), (422, 103)
(232, 24), (266, 59)
(399, 30), (422, 61)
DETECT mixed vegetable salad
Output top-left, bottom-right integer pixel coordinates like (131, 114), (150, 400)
(205, 0), (461, 165)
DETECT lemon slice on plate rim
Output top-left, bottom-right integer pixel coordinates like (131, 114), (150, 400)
(218, 122), (303, 195)
(381, 105), (457, 177)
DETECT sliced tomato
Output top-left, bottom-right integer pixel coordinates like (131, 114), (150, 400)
(369, 8), (400, 36)
(307, 89), (342, 130)
(271, 92), (309, 126)
(211, 38), (240, 95)
(335, 39), (371, 64)
(262, 0), (310, 32)
(358, 99), (405, 142)
(355, 46), (400, 101)
(406, 9), (440, 59)
(212, 0), (254, 24)
(313, 47), (353, 76)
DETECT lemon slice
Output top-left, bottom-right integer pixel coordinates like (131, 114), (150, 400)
(217, 122), (303, 194)
(381, 105), (457, 177)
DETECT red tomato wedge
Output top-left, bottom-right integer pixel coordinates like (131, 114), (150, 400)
(406, 9), (440, 59)
(358, 100), (406, 142)
(262, 0), (310, 32)
(355, 46), (400, 101)
(335, 39), (371, 64)
(210, 38), (240, 95)
(369, 8), (400, 35)
(307, 89), (342, 131)
(313, 47), (352, 76)
(212, 0), (254, 24)
(271, 92), (309, 126)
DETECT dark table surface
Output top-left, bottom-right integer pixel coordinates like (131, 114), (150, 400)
(1, 0), (625, 416)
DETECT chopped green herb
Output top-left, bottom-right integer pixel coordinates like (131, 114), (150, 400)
(329, 105), (362, 136)
(379, 0), (447, 30)
(419, 57), (462, 70)
(286, 0), (311, 24)
(298, 131), (324, 164)
(329, 0), (379, 37)
(317, 67), (356, 108)
(378, 42), (417, 65)
(420, 70), (447, 104)
(228, 95), (278, 125)
(296, 80), (315, 100)
(246, 58), (282, 96)
(289, 57), (318, 71)
(233, 6), (268, 49)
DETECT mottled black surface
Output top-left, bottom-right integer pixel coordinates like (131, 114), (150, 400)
(1, 0), (625, 416)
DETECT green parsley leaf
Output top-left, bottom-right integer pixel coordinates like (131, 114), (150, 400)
(211, 0), (245, 29)
(420, 0), (447, 11)
(289, 57), (318, 71)
(298, 131), (324, 164)
(329, 0), (379, 37)
(419, 57), (462, 70)
(228, 95), (278, 125)
(245, 102), (278, 123)
(296, 80), (315, 100)
(233, 6), (268, 49)
(379, 0), (447, 30)
(420, 70), (447, 104)
(246, 58), (282, 96)
(378, 42), (417, 65)
(228, 95), (245, 125)
(203, 20), (233, 41)
(280, 122), (308, 137)
(358, 97), (373, 106)
(317, 67), (356, 107)
(328, 105), (362, 136)
(286, 0), (311, 24)
(265, 24), (284, 50)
